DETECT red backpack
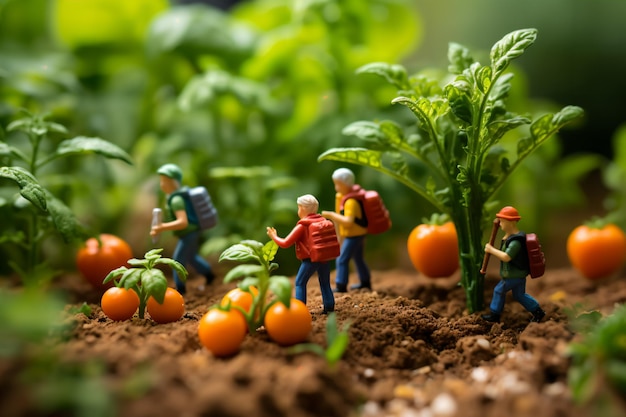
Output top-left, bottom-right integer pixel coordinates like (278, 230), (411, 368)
(298, 216), (340, 262)
(340, 185), (391, 235)
(507, 232), (545, 279)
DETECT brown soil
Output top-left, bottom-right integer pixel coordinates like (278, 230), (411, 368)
(3, 265), (626, 417)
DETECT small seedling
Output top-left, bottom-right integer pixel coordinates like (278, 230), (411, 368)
(219, 239), (292, 333)
(103, 248), (187, 319)
(288, 312), (351, 368)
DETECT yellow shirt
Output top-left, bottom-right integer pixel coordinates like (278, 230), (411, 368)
(335, 194), (368, 237)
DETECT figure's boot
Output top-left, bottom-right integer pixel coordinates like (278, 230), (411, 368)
(481, 311), (501, 323)
(333, 284), (347, 293)
(530, 308), (546, 323)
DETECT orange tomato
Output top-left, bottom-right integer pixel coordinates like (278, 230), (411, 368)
(101, 287), (140, 321)
(407, 221), (459, 278)
(198, 308), (247, 357)
(76, 234), (133, 290)
(567, 224), (626, 280)
(147, 287), (185, 324)
(220, 286), (259, 318)
(264, 299), (312, 346)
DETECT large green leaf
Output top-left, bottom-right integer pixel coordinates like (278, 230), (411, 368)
(46, 137), (133, 166)
(0, 166), (47, 211)
(490, 28), (538, 74)
(45, 193), (89, 242)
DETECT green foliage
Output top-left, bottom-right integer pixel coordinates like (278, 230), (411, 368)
(0, 112), (132, 285)
(603, 124), (626, 229)
(219, 239), (292, 332)
(288, 312), (351, 369)
(567, 304), (626, 417)
(104, 248), (187, 319)
(319, 29), (584, 312)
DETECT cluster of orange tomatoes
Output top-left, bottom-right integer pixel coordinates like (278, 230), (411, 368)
(76, 234), (313, 358)
(406, 221), (626, 280)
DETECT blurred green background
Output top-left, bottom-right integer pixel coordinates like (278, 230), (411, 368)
(1, 0), (624, 278)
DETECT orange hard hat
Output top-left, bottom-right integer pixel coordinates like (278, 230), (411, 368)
(496, 206), (521, 221)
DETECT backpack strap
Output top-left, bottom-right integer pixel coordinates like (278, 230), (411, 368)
(339, 185), (367, 228)
(167, 187), (193, 221)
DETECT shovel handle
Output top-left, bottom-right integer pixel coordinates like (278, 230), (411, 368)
(480, 219), (500, 274)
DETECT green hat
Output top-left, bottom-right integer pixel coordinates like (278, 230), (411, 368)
(157, 164), (183, 183)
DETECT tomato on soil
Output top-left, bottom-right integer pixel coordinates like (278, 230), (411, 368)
(220, 286), (258, 318)
(101, 287), (140, 321)
(407, 221), (459, 278)
(198, 308), (247, 357)
(264, 299), (312, 346)
(567, 224), (626, 280)
(76, 234), (133, 290)
(147, 287), (185, 324)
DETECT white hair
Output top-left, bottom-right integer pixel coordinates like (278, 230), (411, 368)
(296, 194), (319, 213)
(332, 168), (355, 186)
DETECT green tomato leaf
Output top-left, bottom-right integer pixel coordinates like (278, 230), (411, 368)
(219, 243), (261, 263)
(0, 166), (47, 211)
(447, 42), (474, 75)
(51, 137), (133, 165)
(103, 266), (128, 284)
(121, 269), (143, 290)
(326, 332), (350, 367)
(268, 276), (292, 307)
(224, 264), (264, 283)
(141, 269), (167, 304)
(490, 28), (537, 74)
(356, 62), (410, 90)
(45, 193), (89, 242)
(239, 277), (260, 291)
(158, 259), (188, 282)
(342, 121), (388, 146)
(318, 147), (384, 169)
(445, 80), (473, 124)
(0, 143), (29, 163)
(262, 240), (278, 263)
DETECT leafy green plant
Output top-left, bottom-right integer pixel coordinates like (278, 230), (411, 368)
(319, 28), (583, 312)
(103, 248), (187, 319)
(219, 239), (292, 333)
(603, 123), (626, 230)
(567, 304), (626, 417)
(0, 111), (132, 285)
(288, 312), (351, 369)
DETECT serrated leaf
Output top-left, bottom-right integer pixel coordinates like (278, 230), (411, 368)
(0, 166), (47, 211)
(475, 65), (493, 94)
(445, 80), (473, 124)
(447, 42), (474, 74)
(356, 62), (410, 90)
(490, 28), (537, 74)
(269, 276), (292, 307)
(52, 137), (133, 165)
(318, 147), (384, 169)
(486, 116), (530, 145)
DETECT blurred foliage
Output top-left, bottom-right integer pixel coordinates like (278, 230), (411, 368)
(602, 124), (626, 230)
(567, 304), (626, 417)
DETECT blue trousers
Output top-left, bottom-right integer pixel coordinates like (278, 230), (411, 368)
(489, 277), (540, 314)
(335, 236), (370, 287)
(295, 259), (335, 312)
(173, 231), (212, 293)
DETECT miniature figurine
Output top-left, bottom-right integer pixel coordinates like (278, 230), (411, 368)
(150, 164), (215, 294)
(321, 168), (373, 293)
(481, 206), (546, 323)
(266, 194), (339, 314)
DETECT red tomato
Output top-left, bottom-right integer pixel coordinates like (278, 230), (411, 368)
(220, 286), (259, 318)
(567, 224), (626, 280)
(198, 308), (247, 357)
(264, 299), (312, 346)
(101, 287), (140, 321)
(407, 221), (459, 278)
(76, 234), (133, 290)
(147, 288), (185, 324)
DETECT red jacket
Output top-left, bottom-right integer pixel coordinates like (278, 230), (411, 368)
(272, 214), (325, 260)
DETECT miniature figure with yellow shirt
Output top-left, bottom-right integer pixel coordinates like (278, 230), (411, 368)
(322, 168), (372, 293)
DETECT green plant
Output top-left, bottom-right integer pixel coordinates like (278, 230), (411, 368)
(218, 239), (292, 333)
(103, 248), (187, 320)
(319, 28), (583, 312)
(603, 123), (626, 230)
(0, 111), (132, 285)
(567, 304), (626, 417)
(289, 312), (351, 369)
